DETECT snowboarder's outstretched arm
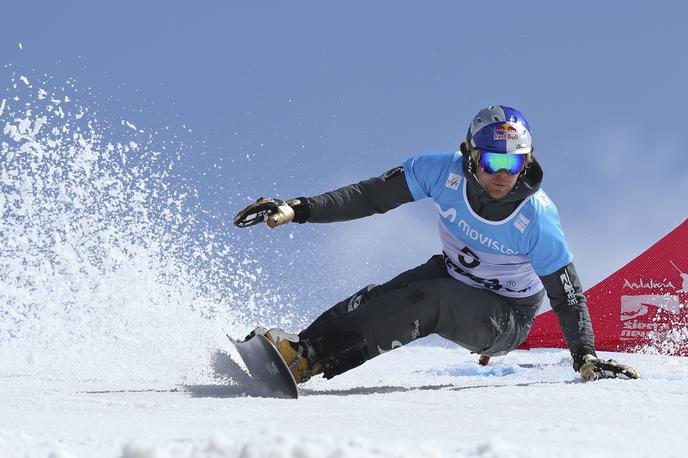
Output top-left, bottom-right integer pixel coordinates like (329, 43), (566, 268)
(303, 166), (414, 223)
(234, 166), (414, 228)
(540, 263), (640, 380)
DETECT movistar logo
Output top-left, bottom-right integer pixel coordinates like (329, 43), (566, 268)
(457, 219), (519, 255)
(435, 203), (457, 222)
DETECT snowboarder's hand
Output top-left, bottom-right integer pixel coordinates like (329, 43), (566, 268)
(578, 354), (640, 381)
(234, 198), (308, 228)
(266, 199), (297, 228)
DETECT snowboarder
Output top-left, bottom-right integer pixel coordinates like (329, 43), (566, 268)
(234, 105), (640, 383)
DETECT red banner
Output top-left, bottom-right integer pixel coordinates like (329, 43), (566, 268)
(520, 219), (688, 355)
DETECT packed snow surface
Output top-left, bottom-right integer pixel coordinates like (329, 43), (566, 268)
(2, 347), (688, 457)
(2, 73), (687, 457)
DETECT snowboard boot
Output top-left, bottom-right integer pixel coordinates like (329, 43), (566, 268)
(249, 327), (322, 383)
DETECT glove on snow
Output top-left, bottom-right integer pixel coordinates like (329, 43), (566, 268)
(578, 354), (640, 381)
(234, 197), (310, 228)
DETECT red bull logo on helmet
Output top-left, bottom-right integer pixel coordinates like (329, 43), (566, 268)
(496, 123), (517, 131)
(493, 123), (520, 141)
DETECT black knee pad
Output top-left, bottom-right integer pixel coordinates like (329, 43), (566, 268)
(481, 313), (520, 356)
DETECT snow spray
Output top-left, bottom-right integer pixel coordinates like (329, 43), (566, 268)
(0, 72), (292, 383)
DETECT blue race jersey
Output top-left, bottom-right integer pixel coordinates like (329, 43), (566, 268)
(403, 151), (573, 298)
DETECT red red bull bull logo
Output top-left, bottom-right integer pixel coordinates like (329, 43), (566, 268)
(496, 123), (517, 132)
(493, 123), (519, 141)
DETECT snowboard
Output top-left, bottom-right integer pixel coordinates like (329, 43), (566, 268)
(227, 334), (299, 399)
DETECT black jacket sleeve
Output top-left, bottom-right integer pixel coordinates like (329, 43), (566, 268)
(303, 166), (414, 223)
(539, 262), (597, 371)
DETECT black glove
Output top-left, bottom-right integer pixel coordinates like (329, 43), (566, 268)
(234, 197), (311, 228)
(578, 354), (640, 381)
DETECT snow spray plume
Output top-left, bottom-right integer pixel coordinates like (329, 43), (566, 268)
(0, 72), (293, 381)
(640, 322), (688, 356)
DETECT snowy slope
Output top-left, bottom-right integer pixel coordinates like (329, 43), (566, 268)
(2, 345), (688, 457)
(3, 74), (688, 458)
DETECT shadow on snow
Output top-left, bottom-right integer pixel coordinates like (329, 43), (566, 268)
(80, 351), (580, 399)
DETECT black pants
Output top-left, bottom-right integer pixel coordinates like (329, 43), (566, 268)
(300, 254), (545, 379)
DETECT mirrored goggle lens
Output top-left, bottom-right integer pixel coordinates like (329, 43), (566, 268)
(478, 152), (527, 175)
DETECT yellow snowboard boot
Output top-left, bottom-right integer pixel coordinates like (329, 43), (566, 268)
(250, 327), (322, 383)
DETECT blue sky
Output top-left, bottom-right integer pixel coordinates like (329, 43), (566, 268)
(2, 1), (687, 316)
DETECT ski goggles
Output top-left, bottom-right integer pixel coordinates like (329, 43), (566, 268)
(478, 151), (528, 175)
